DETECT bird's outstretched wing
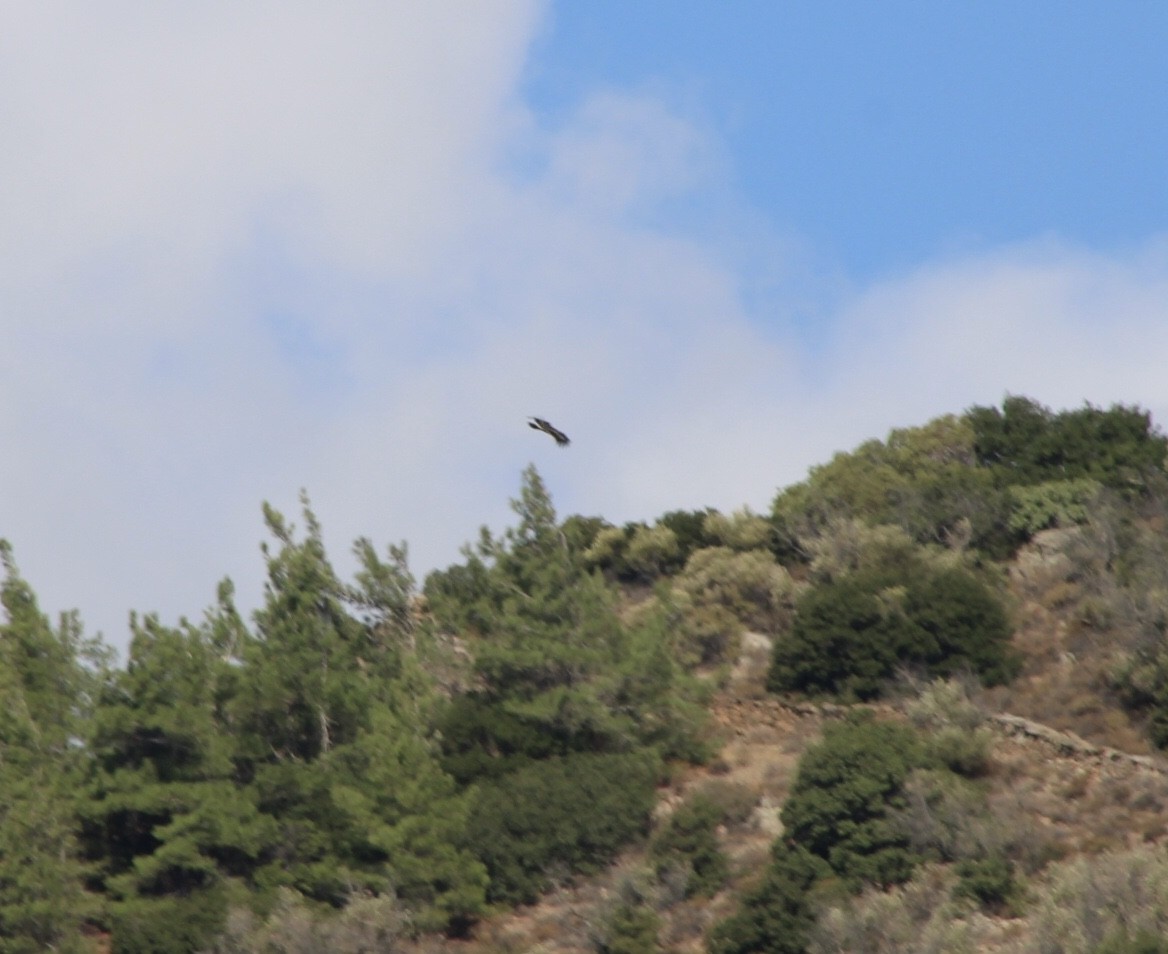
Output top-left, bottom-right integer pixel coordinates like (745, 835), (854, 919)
(528, 417), (570, 447)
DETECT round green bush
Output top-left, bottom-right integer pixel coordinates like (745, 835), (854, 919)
(768, 566), (1016, 700)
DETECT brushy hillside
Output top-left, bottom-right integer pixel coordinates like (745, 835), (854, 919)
(3, 395), (1168, 954)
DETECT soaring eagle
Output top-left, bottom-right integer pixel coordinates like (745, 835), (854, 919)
(528, 417), (570, 447)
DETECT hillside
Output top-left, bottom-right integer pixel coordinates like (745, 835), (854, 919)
(4, 395), (1168, 954)
(432, 538), (1168, 954)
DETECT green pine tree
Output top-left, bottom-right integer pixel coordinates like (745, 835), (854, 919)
(230, 497), (486, 930)
(435, 466), (700, 772)
(0, 542), (103, 952)
(233, 496), (373, 765)
(83, 611), (267, 953)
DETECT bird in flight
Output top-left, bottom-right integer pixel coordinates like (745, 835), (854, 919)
(528, 417), (570, 447)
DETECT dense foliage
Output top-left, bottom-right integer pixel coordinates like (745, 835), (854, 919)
(427, 467), (701, 768)
(649, 792), (730, 898)
(772, 397), (1167, 561)
(780, 714), (927, 888)
(2, 395), (1167, 951)
(0, 541), (105, 953)
(581, 508), (717, 582)
(771, 413), (1015, 558)
(768, 561), (1016, 701)
(968, 395), (1167, 491)
(707, 843), (827, 954)
(77, 500), (490, 951)
(425, 467), (699, 904)
(0, 467), (709, 952)
(465, 750), (660, 904)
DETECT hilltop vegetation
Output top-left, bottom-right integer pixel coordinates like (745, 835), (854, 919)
(2, 395), (1168, 953)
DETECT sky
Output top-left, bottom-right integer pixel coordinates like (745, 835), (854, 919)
(3, 2), (1168, 656)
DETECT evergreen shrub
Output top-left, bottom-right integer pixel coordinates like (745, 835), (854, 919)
(781, 714), (926, 888)
(707, 843), (826, 954)
(464, 750), (660, 904)
(768, 565), (1016, 701)
(649, 793), (728, 898)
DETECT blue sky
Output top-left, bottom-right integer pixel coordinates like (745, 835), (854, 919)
(2, 3), (1167, 653)
(528, 3), (1168, 279)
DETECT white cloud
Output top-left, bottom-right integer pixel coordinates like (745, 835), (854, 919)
(0, 2), (546, 647)
(2, 6), (1167, 655)
(825, 238), (1168, 438)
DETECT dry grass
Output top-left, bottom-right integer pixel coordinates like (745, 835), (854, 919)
(984, 531), (1153, 754)
(808, 864), (996, 954)
(984, 732), (1168, 865)
(1007, 845), (1168, 954)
